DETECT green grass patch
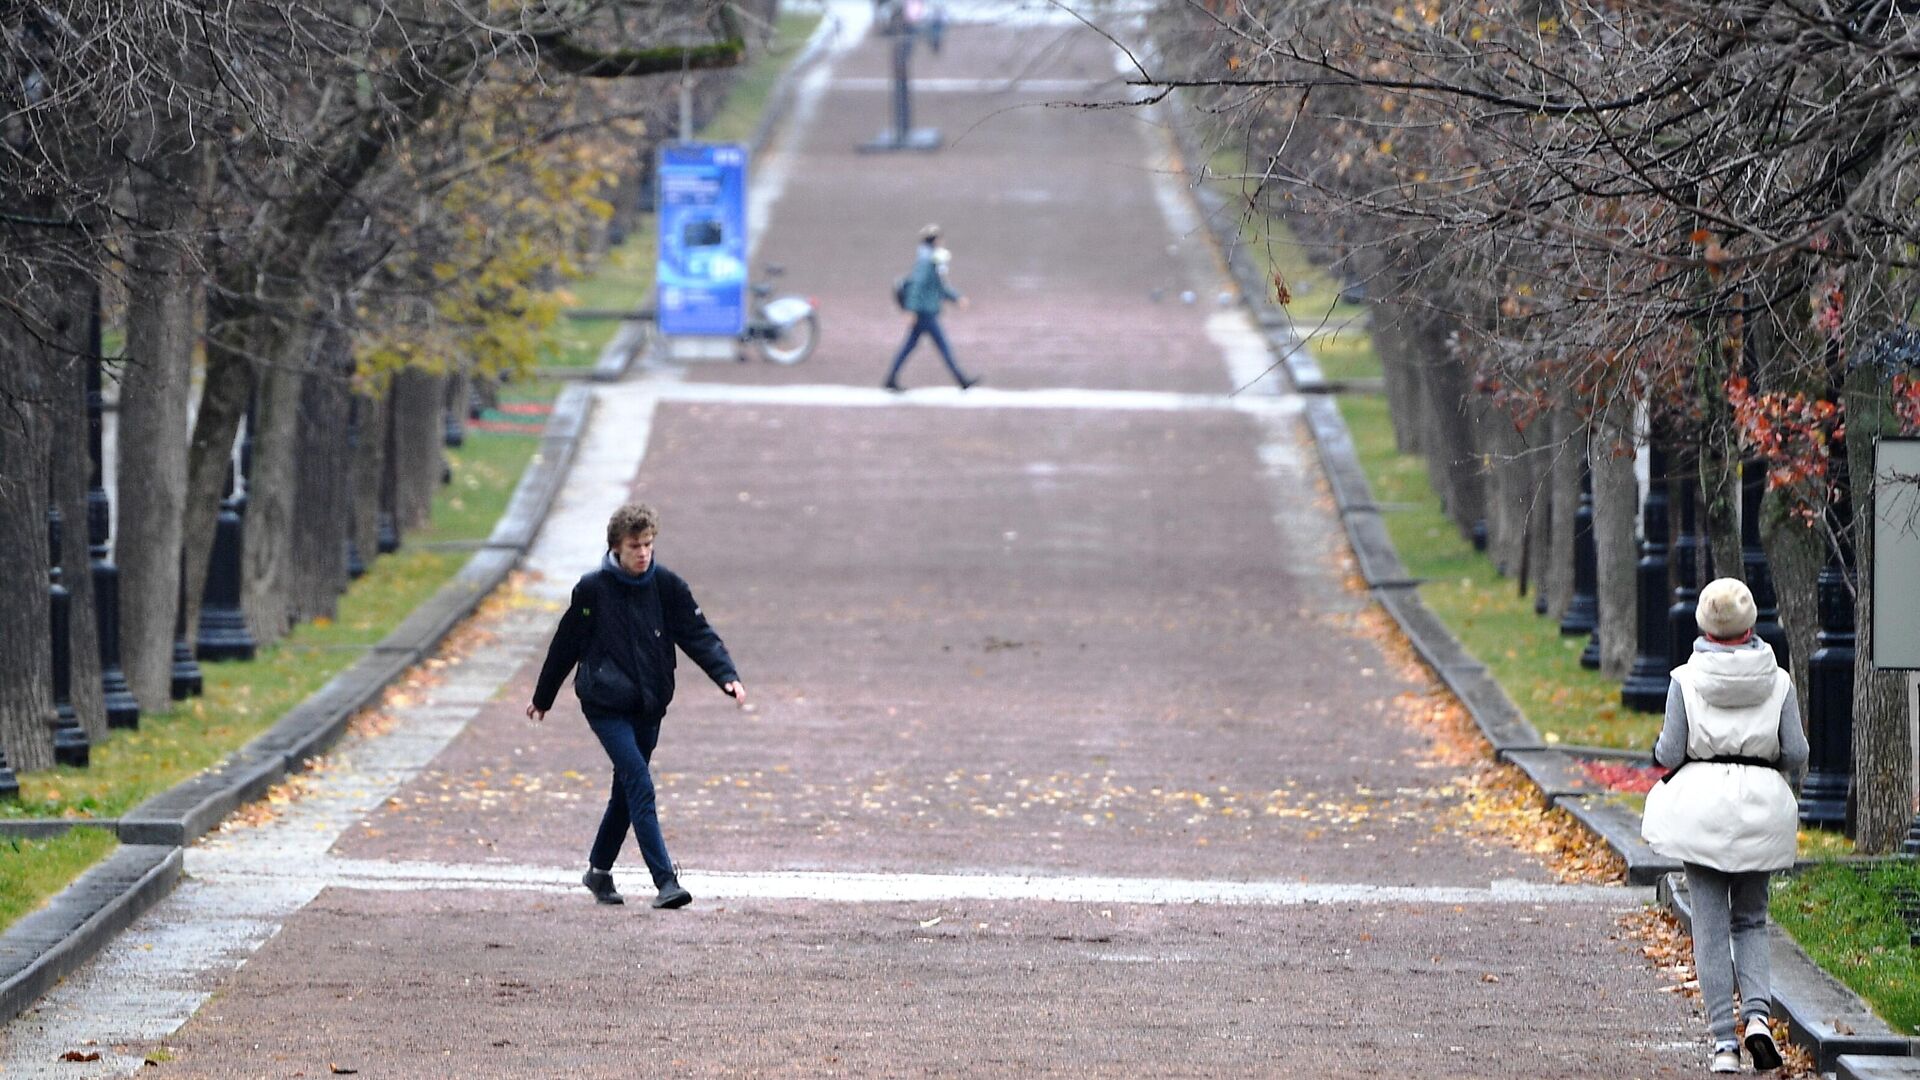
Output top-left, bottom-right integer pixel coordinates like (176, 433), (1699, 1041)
(0, 381), (559, 930)
(1775, 861), (1920, 1033)
(703, 12), (825, 146)
(0, 830), (119, 928)
(1338, 393), (1657, 750)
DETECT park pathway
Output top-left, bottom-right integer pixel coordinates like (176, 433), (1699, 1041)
(2, 4), (1701, 1076)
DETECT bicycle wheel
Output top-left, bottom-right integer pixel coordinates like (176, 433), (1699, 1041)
(756, 309), (819, 365)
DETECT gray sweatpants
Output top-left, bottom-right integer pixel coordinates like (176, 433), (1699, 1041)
(1685, 863), (1773, 1045)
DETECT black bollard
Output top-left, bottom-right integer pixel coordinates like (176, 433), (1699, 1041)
(1621, 443), (1674, 712)
(87, 343), (139, 730)
(1739, 461), (1789, 666)
(0, 746), (17, 800)
(169, 559), (203, 699)
(197, 460), (257, 661)
(443, 401), (465, 449)
(1667, 455), (1707, 671)
(1800, 539), (1855, 829)
(48, 502), (90, 767)
(1562, 452), (1599, 638)
(1471, 519), (1489, 552)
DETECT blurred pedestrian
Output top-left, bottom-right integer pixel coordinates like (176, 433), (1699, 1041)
(526, 502), (745, 910)
(884, 223), (979, 391)
(1641, 577), (1805, 1074)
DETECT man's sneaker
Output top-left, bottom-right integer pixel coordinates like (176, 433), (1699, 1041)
(652, 880), (693, 909)
(1709, 1043), (1741, 1073)
(1744, 1017), (1782, 1071)
(959, 374), (983, 390)
(582, 869), (624, 905)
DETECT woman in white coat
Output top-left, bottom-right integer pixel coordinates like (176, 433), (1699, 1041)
(1642, 578), (1808, 1074)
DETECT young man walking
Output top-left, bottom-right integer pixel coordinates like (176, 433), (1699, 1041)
(884, 223), (980, 391)
(526, 503), (745, 910)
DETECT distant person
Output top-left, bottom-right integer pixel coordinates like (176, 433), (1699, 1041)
(884, 223), (979, 391)
(1641, 578), (1805, 1074)
(526, 502), (745, 910)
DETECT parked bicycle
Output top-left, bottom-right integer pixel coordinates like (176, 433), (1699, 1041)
(739, 265), (819, 365)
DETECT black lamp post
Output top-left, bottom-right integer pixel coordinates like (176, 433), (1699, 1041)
(196, 452), (256, 661)
(169, 559), (203, 698)
(0, 747), (16, 799)
(86, 308), (138, 729)
(1562, 451), (1599, 639)
(48, 499), (90, 767)
(1667, 454), (1708, 670)
(1740, 461), (1790, 666)
(1800, 535), (1855, 829)
(858, 0), (942, 152)
(1621, 443), (1674, 712)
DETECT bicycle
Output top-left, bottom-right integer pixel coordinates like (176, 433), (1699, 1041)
(739, 265), (819, 365)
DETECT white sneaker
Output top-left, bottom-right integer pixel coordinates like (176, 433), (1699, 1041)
(1709, 1044), (1741, 1073)
(1744, 1016), (1783, 1071)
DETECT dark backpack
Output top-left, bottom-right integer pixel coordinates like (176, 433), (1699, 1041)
(893, 275), (911, 310)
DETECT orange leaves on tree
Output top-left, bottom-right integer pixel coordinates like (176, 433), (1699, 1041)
(1727, 373), (1845, 522)
(1272, 271), (1292, 306)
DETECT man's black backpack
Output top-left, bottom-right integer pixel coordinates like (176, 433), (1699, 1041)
(892, 275), (910, 311)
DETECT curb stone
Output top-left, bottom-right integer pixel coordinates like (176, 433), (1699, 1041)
(1161, 102), (1903, 1072)
(0, 382), (591, 1025)
(0, 847), (181, 1026)
(1661, 873), (1915, 1071)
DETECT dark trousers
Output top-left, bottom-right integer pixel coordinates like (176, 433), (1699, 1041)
(583, 710), (675, 886)
(887, 313), (968, 386)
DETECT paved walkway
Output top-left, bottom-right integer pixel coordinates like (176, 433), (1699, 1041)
(1, 7), (1702, 1077)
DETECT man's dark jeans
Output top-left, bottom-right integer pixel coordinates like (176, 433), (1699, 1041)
(583, 709), (675, 886)
(887, 313), (968, 386)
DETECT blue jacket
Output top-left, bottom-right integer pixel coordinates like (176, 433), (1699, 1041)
(901, 248), (960, 315)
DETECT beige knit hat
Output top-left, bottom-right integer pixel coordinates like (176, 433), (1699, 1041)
(1696, 578), (1758, 639)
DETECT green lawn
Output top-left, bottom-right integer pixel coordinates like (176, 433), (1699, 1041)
(1775, 861), (1920, 1033)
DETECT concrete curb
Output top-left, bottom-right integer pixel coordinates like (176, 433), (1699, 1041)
(0, 846), (181, 1025)
(0, 382), (592, 1024)
(1164, 103), (1910, 1067)
(1661, 873), (1915, 1071)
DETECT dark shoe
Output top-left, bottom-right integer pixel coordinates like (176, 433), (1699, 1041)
(582, 869), (624, 905)
(882, 380), (904, 393)
(1744, 1017), (1782, 1071)
(959, 374), (982, 390)
(652, 880), (693, 909)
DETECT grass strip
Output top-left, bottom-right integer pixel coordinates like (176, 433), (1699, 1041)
(0, 830), (120, 930)
(1774, 861), (1920, 1033)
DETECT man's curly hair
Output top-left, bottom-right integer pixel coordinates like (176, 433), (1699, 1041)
(605, 502), (660, 550)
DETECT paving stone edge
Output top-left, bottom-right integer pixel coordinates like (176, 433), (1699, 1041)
(0, 382), (592, 1025)
(1163, 102), (1907, 1071)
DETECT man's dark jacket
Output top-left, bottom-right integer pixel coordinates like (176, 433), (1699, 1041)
(532, 557), (738, 719)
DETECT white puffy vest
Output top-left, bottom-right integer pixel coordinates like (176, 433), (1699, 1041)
(1641, 649), (1798, 872)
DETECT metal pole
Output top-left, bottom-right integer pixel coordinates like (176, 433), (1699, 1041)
(1562, 449), (1599, 638)
(48, 495), (90, 766)
(1666, 450), (1707, 670)
(86, 303), (138, 729)
(1621, 442), (1674, 712)
(1740, 460), (1789, 666)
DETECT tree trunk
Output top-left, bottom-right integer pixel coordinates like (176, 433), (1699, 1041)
(0, 284), (58, 773)
(391, 367), (445, 533)
(1545, 406), (1579, 622)
(118, 234), (198, 713)
(289, 337), (353, 621)
(181, 288), (257, 644)
(241, 326), (314, 646)
(1591, 403), (1641, 679)
(1761, 498), (1821, 722)
(1844, 363), (1913, 853)
(351, 385), (384, 574)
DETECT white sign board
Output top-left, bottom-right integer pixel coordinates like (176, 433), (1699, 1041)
(1873, 438), (1920, 669)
